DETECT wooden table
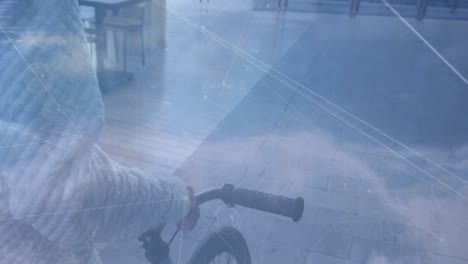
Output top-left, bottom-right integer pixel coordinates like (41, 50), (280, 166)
(78, 0), (147, 89)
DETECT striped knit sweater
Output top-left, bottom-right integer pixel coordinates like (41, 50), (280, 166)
(0, 0), (189, 263)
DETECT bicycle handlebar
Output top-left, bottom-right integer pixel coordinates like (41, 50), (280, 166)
(231, 187), (304, 222)
(195, 184), (304, 222)
(140, 184), (303, 264)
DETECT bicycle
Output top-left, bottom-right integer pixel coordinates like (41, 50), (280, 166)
(138, 183), (304, 264)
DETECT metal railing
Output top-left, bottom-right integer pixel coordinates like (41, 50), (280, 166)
(254, 0), (468, 20)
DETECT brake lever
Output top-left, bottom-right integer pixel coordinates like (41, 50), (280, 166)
(139, 227), (173, 264)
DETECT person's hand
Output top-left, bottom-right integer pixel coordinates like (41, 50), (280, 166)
(176, 187), (200, 233)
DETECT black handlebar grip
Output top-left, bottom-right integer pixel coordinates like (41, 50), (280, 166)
(231, 188), (304, 222)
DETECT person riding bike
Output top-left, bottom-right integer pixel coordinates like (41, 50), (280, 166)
(0, 0), (198, 263)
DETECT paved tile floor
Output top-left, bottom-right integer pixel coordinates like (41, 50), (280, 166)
(99, 0), (468, 263)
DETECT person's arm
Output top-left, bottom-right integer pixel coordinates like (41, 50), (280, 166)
(1, 0), (197, 250)
(3, 131), (195, 250)
(35, 145), (192, 246)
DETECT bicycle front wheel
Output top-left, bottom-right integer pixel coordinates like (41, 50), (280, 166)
(188, 227), (251, 264)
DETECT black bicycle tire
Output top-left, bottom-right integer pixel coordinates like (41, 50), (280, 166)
(187, 227), (251, 264)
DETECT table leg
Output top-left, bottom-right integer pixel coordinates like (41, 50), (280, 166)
(94, 8), (106, 87)
(91, 5), (133, 91)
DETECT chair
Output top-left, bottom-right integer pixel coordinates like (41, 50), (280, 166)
(85, 29), (97, 58)
(104, 1), (148, 73)
(80, 6), (97, 64)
